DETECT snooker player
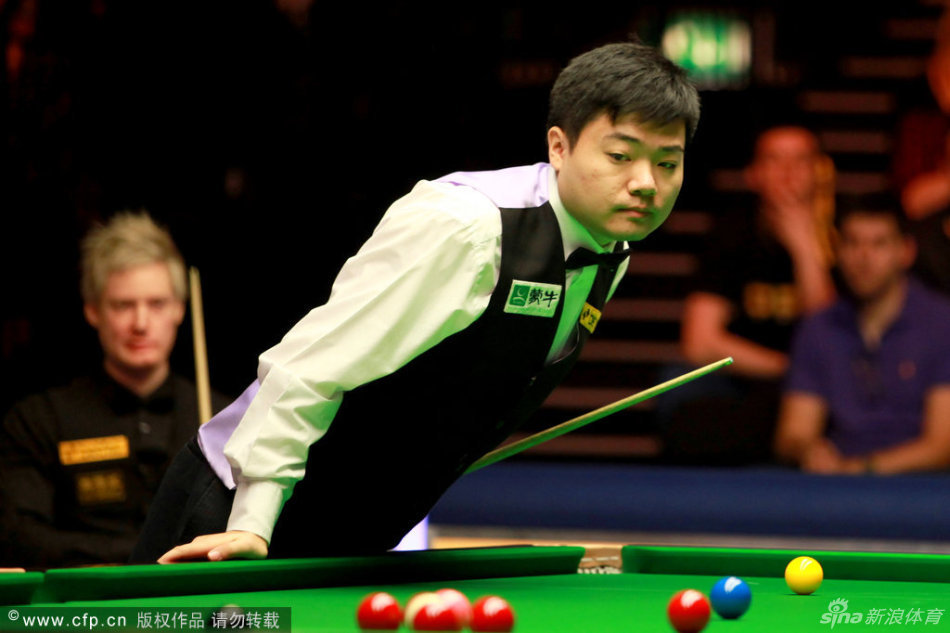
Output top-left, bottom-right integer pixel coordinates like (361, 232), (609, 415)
(1, 212), (229, 569)
(131, 41), (701, 563)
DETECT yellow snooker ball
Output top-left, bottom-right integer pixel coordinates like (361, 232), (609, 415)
(785, 556), (823, 595)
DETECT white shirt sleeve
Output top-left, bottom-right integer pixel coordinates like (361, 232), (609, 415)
(223, 180), (502, 542)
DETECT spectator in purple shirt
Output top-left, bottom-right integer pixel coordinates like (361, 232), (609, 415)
(774, 194), (950, 474)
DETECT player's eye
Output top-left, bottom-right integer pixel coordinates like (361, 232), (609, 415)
(607, 152), (629, 162)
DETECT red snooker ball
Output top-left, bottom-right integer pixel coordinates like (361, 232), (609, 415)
(411, 601), (463, 631)
(403, 592), (464, 631)
(437, 588), (473, 627)
(356, 592), (402, 630)
(471, 596), (515, 632)
(667, 589), (711, 633)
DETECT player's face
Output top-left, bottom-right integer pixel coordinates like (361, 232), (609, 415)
(836, 214), (915, 302)
(549, 112), (686, 245)
(84, 262), (185, 377)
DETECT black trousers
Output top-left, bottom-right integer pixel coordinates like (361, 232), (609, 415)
(131, 436), (409, 563)
(130, 437), (233, 564)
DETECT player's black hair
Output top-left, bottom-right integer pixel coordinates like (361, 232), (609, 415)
(834, 191), (910, 235)
(547, 41), (701, 147)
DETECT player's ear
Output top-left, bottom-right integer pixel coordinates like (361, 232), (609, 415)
(171, 299), (185, 327)
(547, 126), (570, 170)
(83, 302), (100, 328)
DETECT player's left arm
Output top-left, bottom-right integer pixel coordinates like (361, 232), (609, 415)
(219, 182), (503, 551)
(858, 385), (950, 474)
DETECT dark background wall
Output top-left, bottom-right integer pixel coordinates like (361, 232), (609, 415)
(2, 0), (943, 420)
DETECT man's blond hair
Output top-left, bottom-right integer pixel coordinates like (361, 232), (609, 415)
(80, 212), (187, 304)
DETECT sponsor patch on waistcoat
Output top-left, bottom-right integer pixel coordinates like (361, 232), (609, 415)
(579, 302), (602, 334)
(76, 469), (126, 505)
(58, 435), (130, 466)
(503, 280), (562, 317)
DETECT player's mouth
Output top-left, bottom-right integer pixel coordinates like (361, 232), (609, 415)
(617, 206), (653, 220)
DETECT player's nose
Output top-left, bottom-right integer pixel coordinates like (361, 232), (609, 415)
(627, 162), (656, 198)
(132, 304), (149, 331)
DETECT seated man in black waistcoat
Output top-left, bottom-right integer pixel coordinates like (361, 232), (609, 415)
(131, 40), (702, 563)
(0, 212), (229, 569)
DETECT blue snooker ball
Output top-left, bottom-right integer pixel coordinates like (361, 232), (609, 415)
(710, 576), (751, 619)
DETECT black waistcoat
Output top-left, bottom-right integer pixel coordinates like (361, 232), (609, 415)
(268, 203), (621, 557)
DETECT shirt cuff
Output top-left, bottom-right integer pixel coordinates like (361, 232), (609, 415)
(225, 479), (288, 545)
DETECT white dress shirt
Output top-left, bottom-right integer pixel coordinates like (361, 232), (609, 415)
(223, 164), (628, 542)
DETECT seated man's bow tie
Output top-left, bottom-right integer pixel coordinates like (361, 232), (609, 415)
(565, 247), (632, 270)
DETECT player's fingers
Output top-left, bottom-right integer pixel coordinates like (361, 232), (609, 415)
(208, 533), (268, 562)
(157, 533), (234, 563)
(158, 532), (268, 563)
(158, 541), (216, 564)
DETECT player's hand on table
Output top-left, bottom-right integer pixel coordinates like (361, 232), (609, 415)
(158, 531), (268, 563)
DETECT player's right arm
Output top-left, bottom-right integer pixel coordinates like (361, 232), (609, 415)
(161, 181), (502, 561)
(1, 399), (141, 567)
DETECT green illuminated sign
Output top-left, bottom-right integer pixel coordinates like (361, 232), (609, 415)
(662, 12), (751, 88)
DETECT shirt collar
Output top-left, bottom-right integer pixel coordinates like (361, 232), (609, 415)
(94, 365), (176, 414)
(546, 165), (619, 260)
(835, 277), (917, 338)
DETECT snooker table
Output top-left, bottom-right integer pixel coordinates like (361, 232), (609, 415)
(2, 545), (949, 632)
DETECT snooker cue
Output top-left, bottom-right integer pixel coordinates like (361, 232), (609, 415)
(465, 356), (733, 474)
(189, 266), (213, 424)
